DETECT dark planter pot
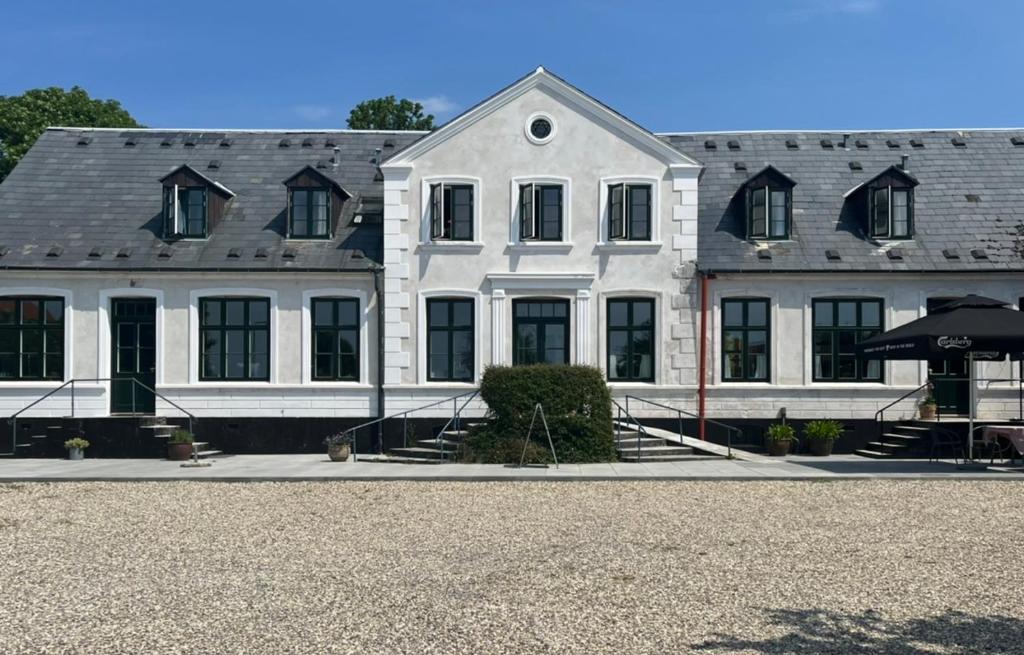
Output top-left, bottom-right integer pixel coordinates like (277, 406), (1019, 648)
(327, 443), (351, 462)
(808, 439), (835, 457)
(167, 442), (193, 461)
(766, 439), (792, 456)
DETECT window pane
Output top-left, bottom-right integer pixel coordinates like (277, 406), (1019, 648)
(892, 190), (909, 236)
(249, 301), (268, 327)
(249, 354), (268, 379)
(338, 300), (358, 327)
(861, 302), (880, 328)
(747, 301), (767, 327)
(21, 300), (40, 324)
(0, 301), (14, 324)
(0, 330), (16, 353)
(202, 301), (221, 327)
(44, 354), (63, 379)
(313, 191), (329, 235)
(314, 301), (333, 327)
(608, 331), (629, 380)
(451, 301), (472, 328)
(428, 331), (450, 379)
(838, 356), (857, 379)
(203, 354), (221, 379)
(315, 329), (334, 355)
(769, 190), (787, 237)
(723, 301), (743, 327)
(250, 330), (268, 354)
(724, 353), (744, 380)
(428, 301), (449, 327)
(723, 330), (744, 353)
(224, 301), (245, 326)
(22, 329), (42, 353)
(21, 353), (42, 378)
(43, 301), (63, 324)
(609, 301), (629, 327)
(315, 354), (333, 379)
(338, 330), (357, 355)
(813, 331), (833, 355)
(750, 188), (766, 236)
(837, 302), (857, 327)
(452, 331), (473, 379)
(873, 187), (889, 235)
(0, 354), (17, 378)
(629, 185), (650, 240)
(814, 301), (833, 327)
(815, 354), (833, 380)
(633, 301), (652, 327)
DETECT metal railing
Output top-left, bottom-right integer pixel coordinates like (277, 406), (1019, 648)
(624, 395), (743, 458)
(611, 397), (652, 462)
(338, 389), (479, 461)
(433, 390), (479, 458)
(4, 377), (197, 456)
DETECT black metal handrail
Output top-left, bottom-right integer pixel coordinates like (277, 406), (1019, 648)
(625, 395), (742, 458)
(610, 398), (651, 462)
(874, 380), (933, 450)
(340, 389), (479, 461)
(434, 390), (480, 458)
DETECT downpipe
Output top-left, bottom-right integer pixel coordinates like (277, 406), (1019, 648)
(698, 272), (713, 441)
(372, 265), (386, 455)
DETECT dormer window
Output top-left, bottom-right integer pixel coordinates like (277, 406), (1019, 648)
(163, 186), (207, 238)
(519, 183), (563, 241)
(429, 183), (474, 241)
(870, 186), (913, 239)
(289, 188), (330, 238)
(742, 166), (796, 241)
(608, 183), (651, 241)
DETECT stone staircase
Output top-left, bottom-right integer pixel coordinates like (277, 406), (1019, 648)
(142, 416), (222, 459)
(613, 422), (701, 462)
(854, 421), (931, 459)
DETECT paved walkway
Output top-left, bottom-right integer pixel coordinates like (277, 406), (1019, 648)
(1, 454), (1022, 481)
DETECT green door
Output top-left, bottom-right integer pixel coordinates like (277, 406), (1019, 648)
(927, 298), (969, 415)
(110, 299), (156, 414)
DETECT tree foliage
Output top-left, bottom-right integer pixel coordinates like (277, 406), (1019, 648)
(346, 96), (434, 131)
(0, 86), (142, 182)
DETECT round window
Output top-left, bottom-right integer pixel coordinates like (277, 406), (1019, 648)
(525, 113), (556, 144)
(530, 118), (552, 140)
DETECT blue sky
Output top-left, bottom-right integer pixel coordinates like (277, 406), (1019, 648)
(1, 0), (1021, 132)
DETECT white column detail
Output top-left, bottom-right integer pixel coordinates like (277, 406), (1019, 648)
(491, 289), (507, 366)
(382, 165), (412, 385)
(575, 289), (591, 365)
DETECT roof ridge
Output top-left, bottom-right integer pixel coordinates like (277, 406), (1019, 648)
(658, 127), (1024, 136)
(46, 127), (429, 135)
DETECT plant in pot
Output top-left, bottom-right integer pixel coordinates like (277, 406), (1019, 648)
(919, 383), (937, 420)
(804, 419), (843, 456)
(64, 437), (90, 461)
(325, 431), (354, 462)
(765, 423), (796, 456)
(167, 429), (195, 461)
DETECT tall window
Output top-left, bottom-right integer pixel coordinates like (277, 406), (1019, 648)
(607, 298), (654, 382)
(429, 184), (474, 241)
(200, 298), (270, 381)
(290, 189), (330, 238)
(747, 186), (790, 240)
(608, 184), (652, 241)
(721, 299), (769, 382)
(312, 298), (359, 381)
(426, 299), (474, 382)
(163, 186), (207, 238)
(519, 183), (563, 241)
(513, 299), (570, 366)
(870, 186), (913, 238)
(0, 297), (64, 380)
(812, 298), (883, 382)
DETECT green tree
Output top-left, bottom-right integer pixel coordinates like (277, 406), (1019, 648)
(0, 86), (142, 182)
(346, 96), (434, 131)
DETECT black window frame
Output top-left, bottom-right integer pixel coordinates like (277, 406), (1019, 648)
(512, 299), (571, 366)
(812, 298), (884, 383)
(606, 298), (655, 382)
(429, 183), (474, 241)
(608, 183), (653, 241)
(518, 183), (564, 241)
(163, 185), (208, 239)
(289, 188), (331, 239)
(720, 298), (770, 382)
(426, 298), (475, 382)
(0, 296), (65, 381)
(199, 297), (271, 382)
(869, 185), (914, 239)
(311, 298), (360, 381)
(747, 185), (791, 240)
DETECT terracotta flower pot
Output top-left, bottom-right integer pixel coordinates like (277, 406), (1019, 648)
(328, 443), (351, 462)
(766, 439), (792, 456)
(919, 403), (937, 420)
(808, 439), (834, 457)
(167, 442), (193, 461)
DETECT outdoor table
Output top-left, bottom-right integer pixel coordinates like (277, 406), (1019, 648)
(981, 426), (1024, 462)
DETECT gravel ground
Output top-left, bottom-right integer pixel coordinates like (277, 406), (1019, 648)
(1, 481), (1023, 655)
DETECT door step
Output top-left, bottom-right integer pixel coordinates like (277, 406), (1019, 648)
(854, 449), (892, 459)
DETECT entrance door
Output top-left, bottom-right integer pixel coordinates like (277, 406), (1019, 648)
(110, 299), (156, 414)
(927, 297), (969, 415)
(513, 299), (570, 365)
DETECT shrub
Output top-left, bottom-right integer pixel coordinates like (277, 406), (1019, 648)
(766, 423), (795, 442)
(169, 429), (194, 444)
(63, 437), (89, 450)
(803, 420), (843, 442)
(461, 365), (617, 463)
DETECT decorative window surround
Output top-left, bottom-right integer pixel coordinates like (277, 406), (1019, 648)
(416, 289), (483, 386)
(597, 176), (661, 246)
(711, 288), (778, 386)
(188, 288), (279, 385)
(0, 287), (73, 385)
(598, 290), (663, 386)
(801, 288), (894, 386)
(419, 176), (483, 248)
(97, 288), (165, 385)
(300, 289), (370, 386)
(508, 176), (572, 247)
(525, 112), (557, 145)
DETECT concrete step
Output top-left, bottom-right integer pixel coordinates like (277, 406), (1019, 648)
(882, 432), (923, 443)
(619, 453), (710, 463)
(416, 439), (461, 449)
(854, 449), (892, 459)
(193, 449), (222, 458)
(614, 437), (667, 448)
(867, 441), (908, 452)
(617, 445), (694, 456)
(388, 447), (453, 461)
(893, 424), (932, 433)
(357, 454), (444, 465)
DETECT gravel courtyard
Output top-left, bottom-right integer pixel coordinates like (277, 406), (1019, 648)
(1, 481), (1022, 654)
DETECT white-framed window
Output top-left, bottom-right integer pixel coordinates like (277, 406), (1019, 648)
(301, 289), (370, 385)
(419, 176), (483, 247)
(417, 290), (482, 385)
(598, 176), (661, 245)
(188, 288), (278, 385)
(509, 176), (571, 246)
(0, 287), (73, 384)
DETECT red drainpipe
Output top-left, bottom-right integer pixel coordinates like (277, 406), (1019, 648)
(698, 271), (710, 441)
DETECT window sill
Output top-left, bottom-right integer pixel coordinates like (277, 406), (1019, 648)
(506, 242), (574, 251)
(595, 241), (663, 252)
(417, 241), (485, 252)
(287, 237), (333, 242)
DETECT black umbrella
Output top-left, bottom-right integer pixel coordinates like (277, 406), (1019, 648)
(856, 295), (1024, 460)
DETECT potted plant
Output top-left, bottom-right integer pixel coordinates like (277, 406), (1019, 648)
(804, 419), (843, 456)
(919, 383), (938, 420)
(765, 423), (796, 456)
(167, 429), (195, 461)
(64, 437), (90, 461)
(325, 431), (354, 462)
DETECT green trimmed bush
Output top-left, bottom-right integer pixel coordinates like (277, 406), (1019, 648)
(461, 365), (617, 463)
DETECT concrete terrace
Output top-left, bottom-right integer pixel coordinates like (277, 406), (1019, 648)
(1, 454), (1022, 482)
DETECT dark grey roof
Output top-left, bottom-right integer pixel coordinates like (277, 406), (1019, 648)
(0, 128), (422, 271)
(664, 129), (1024, 273)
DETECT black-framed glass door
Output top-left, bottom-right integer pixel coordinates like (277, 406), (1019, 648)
(110, 299), (156, 414)
(513, 299), (570, 366)
(927, 297), (969, 415)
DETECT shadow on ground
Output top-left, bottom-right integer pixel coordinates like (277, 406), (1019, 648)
(693, 608), (1024, 654)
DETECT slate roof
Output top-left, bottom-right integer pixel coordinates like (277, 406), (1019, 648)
(664, 129), (1024, 273)
(0, 128), (423, 271)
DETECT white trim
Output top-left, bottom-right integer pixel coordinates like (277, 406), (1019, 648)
(416, 289), (483, 386)
(52, 127), (430, 135)
(508, 175), (572, 246)
(597, 290), (664, 385)
(525, 112), (557, 145)
(300, 288), (370, 385)
(802, 289), (894, 386)
(0, 287), (74, 384)
(597, 175), (662, 245)
(188, 288), (279, 385)
(486, 272), (595, 292)
(710, 289), (780, 386)
(97, 289), (166, 388)
(418, 175), (483, 247)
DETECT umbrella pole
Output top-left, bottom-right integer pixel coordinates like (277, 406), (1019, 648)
(968, 351), (975, 462)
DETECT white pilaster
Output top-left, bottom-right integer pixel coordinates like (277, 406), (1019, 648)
(576, 289), (591, 365)
(491, 289), (507, 366)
